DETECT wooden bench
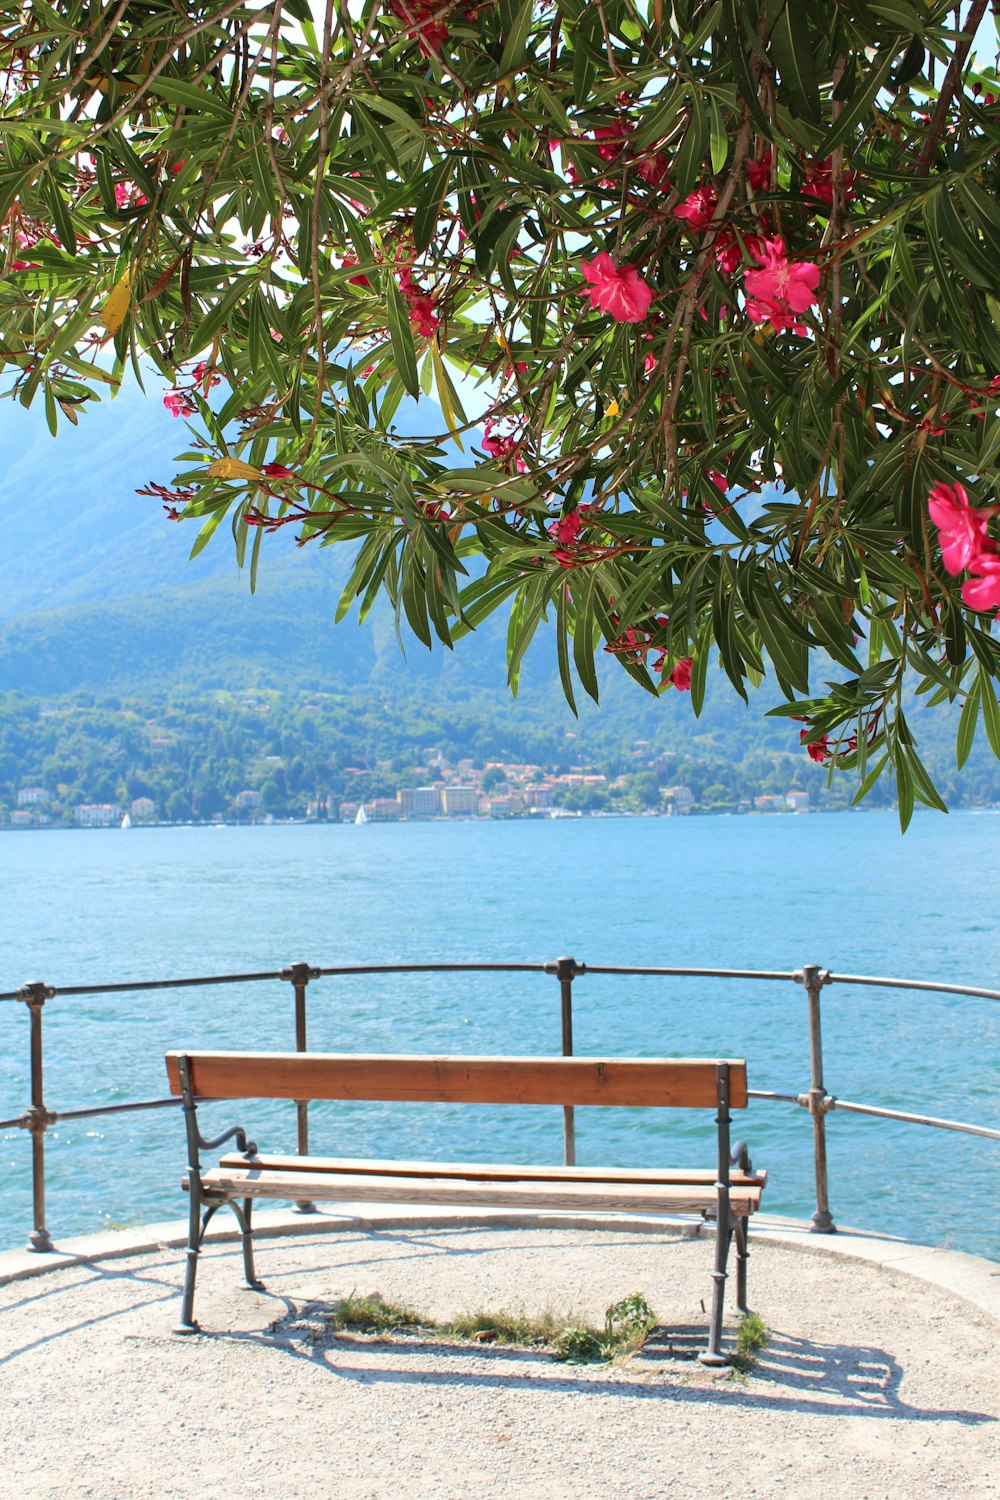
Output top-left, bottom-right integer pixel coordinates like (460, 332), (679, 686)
(165, 1051), (766, 1364)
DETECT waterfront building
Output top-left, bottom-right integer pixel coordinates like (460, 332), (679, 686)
(17, 787), (49, 806)
(441, 786), (483, 816)
(75, 803), (122, 827)
(367, 798), (401, 821)
(397, 787), (442, 817)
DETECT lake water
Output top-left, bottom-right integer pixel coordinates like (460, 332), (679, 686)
(1, 813), (997, 1259)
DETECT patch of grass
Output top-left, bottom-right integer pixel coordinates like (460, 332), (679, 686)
(325, 1290), (660, 1365)
(731, 1312), (768, 1372)
(443, 1308), (563, 1345)
(330, 1292), (425, 1333)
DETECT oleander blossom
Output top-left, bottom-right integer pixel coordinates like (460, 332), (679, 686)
(800, 728), (830, 763)
(389, 0), (449, 55)
(668, 657), (693, 691)
(927, 481), (997, 576)
(580, 253), (654, 324)
(962, 552), (1000, 614)
(743, 237), (820, 333)
(674, 183), (718, 232)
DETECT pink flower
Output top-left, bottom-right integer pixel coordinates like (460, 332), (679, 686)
(928, 481), (997, 575)
(593, 122), (633, 162)
(408, 294), (439, 337)
(803, 158), (857, 206)
(668, 657), (693, 691)
(746, 150), (772, 192)
(638, 151), (670, 187)
(263, 462), (296, 480)
(744, 237), (820, 332)
(800, 728), (829, 763)
(163, 391), (194, 417)
(673, 184), (718, 233)
(962, 552), (1000, 614)
(548, 511), (584, 567)
(714, 230), (743, 275)
(342, 255), (371, 289)
(390, 0), (449, 55)
(580, 253), (654, 324)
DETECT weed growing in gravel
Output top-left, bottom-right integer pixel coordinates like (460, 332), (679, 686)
(331, 1292), (424, 1332)
(327, 1290), (660, 1365)
(731, 1312), (768, 1372)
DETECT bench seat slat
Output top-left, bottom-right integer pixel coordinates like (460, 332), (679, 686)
(200, 1167), (762, 1217)
(218, 1152), (766, 1189)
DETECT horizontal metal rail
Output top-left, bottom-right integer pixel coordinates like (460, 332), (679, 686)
(826, 971), (1000, 1003)
(0, 962), (552, 1004)
(828, 1098), (1000, 1141)
(5, 961), (1000, 1005)
(0, 1097), (182, 1131)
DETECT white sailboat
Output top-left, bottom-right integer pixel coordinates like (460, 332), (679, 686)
(354, 804), (369, 825)
(120, 812), (132, 829)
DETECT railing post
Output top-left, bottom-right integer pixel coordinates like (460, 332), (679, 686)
(795, 964), (836, 1233)
(282, 962), (319, 1213)
(17, 982), (56, 1252)
(546, 957), (584, 1166)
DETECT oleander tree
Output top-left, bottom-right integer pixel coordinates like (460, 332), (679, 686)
(2, 1), (1000, 825)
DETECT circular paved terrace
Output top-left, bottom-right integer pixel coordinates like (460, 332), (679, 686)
(0, 1210), (997, 1500)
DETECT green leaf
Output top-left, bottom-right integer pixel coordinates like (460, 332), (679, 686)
(150, 74), (234, 118)
(852, 753), (889, 805)
(768, 4), (821, 122)
(413, 158), (452, 255)
(555, 585), (579, 715)
(708, 94), (729, 174)
(386, 276), (420, 397)
(894, 746), (914, 832)
(815, 48), (897, 156)
(956, 677), (980, 768)
(498, 0), (535, 75)
(980, 667), (1000, 758)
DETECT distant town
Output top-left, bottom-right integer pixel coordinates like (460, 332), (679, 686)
(9, 751), (814, 829)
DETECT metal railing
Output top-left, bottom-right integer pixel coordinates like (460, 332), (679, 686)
(1, 957), (998, 1253)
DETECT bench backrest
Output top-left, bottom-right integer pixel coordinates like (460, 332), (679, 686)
(165, 1052), (748, 1109)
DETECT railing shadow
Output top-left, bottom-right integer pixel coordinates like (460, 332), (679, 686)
(0, 1246), (994, 1431)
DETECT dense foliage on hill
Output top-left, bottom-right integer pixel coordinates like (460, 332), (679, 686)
(4, 662), (1000, 826)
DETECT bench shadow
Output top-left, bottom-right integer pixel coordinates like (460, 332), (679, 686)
(206, 1297), (994, 1427)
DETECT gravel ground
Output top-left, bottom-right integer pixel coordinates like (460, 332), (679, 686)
(0, 1223), (997, 1500)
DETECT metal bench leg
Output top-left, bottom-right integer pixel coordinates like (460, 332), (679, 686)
(174, 1190), (206, 1335)
(734, 1218), (750, 1315)
(699, 1221), (732, 1366)
(231, 1197), (263, 1290)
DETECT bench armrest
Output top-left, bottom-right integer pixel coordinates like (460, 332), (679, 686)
(199, 1123), (257, 1156)
(730, 1139), (753, 1175)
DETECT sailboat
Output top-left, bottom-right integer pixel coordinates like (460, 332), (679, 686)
(120, 812), (132, 829)
(354, 804), (369, 825)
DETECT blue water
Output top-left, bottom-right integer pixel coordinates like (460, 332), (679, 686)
(1, 813), (997, 1258)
